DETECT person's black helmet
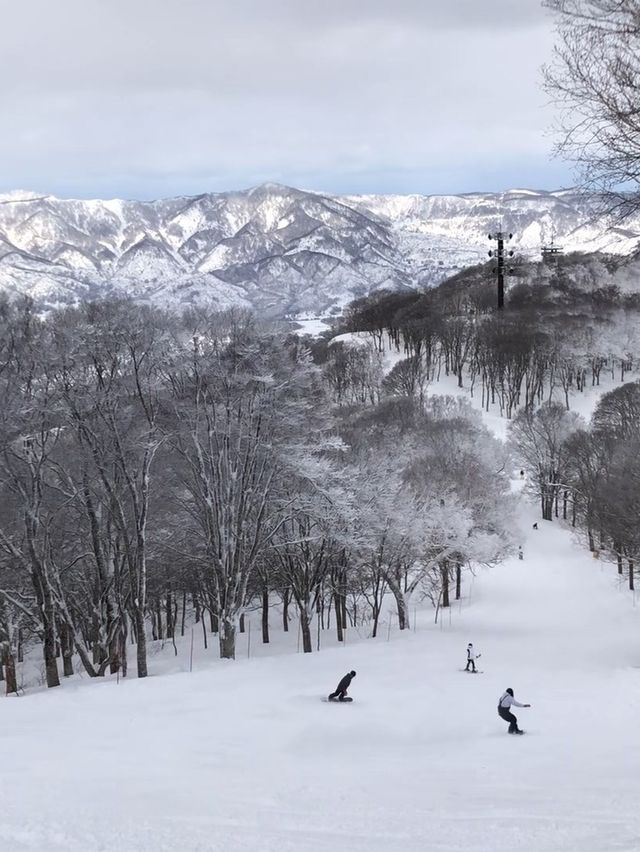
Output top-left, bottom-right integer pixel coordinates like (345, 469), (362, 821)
(350, 670), (356, 677)
(506, 688), (514, 696)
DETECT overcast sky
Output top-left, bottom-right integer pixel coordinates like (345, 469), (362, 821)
(0, 0), (567, 200)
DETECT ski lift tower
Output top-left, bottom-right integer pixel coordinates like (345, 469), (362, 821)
(541, 242), (563, 264)
(541, 223), (563, 265)
(488, 229), (514, 310)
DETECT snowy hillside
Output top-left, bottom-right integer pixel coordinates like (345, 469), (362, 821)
(0, 185), (638, 317)
(2, 481), (639, 851)
(2, 365), (640, 851)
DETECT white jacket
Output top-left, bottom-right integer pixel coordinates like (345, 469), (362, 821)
(499, 691), (525, 709)
(467, 645), (476, 661)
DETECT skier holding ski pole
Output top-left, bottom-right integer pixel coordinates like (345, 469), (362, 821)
(465, 643), (480, 673)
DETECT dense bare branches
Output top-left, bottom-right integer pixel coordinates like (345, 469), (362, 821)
(544, 0), (640, 217)
(0, 298), (520, 688)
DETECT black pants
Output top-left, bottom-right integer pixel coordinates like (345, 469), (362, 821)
(329, 690), (347, 701)
(498, 706), (519, 733)
(465, 659), (476, 672)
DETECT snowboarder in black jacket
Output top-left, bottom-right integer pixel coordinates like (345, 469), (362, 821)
(329, 670), (356, 701)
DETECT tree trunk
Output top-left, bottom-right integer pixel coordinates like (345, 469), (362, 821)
(110, 628), (120, 675)
(389, 583), (410, 630)
(335, 593), (344, 643)
(61, 622), (74, 677)
(134, 608), (148, 678)
(4, 646), (17, 695)
(120, 630), (128, 678)
(239, 613), (246, 634)
(372, 603), (381, 638)
(441, 562), (450, 608)
(41, 590), (60, 689)
(455, 562), (462, 600)
(151, 610), (158, 641)
(181, 592), (187, 637)
(155, 599), (163, 640)
(219, 617), (236, 659)
(44, 627), (60, 688)
(261, 586), (270, 644)
(629, 560), (635, 592)
(166, 591), (174, 639)
(299, 607), (313, 653)
(92, 609), (101, 664)
(282, 588), (290, 632)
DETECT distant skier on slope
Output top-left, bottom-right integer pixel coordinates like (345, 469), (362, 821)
(498, 688), (531, 734)
(329, 670), (356, 701)
(465, 643), (480, 672)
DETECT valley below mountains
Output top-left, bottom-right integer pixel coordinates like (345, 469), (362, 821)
(0, 183), (638, 318)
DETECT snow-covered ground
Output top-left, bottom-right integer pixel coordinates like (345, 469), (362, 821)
(2, 346), (639, 852)
(289, 317), (332, 336)
(2, 481), (640, 851)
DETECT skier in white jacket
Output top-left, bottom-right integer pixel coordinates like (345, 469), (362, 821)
(497, 688), (531, 734)
(465, 643), (479, 673)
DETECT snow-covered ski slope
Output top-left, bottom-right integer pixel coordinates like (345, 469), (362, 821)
(2, 386), (640, 851)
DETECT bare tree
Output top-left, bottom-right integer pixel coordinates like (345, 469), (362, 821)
(544, 0), (640, 218)
(52, 303), (168, 678)
(170, 315), (331, 659)
(510, 403), (584, 520)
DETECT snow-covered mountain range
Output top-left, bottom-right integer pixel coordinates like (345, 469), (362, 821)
(0, 184), (638, 317)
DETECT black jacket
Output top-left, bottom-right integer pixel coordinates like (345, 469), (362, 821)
(335, 672), (354, 693)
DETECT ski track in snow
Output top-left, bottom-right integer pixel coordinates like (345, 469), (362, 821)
(2, 379), (640, 851)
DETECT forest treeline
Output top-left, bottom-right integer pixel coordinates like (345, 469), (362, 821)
(2, 249), (639, 693)
(0, 297), (513, 693)
(333, 253), (640, 417)
(337, 258), (640, 616)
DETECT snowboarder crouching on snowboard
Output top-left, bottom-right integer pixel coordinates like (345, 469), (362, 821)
(498, 688), (530, 734)
(329, 670), (356, 701)
(465, 643), (480, 672)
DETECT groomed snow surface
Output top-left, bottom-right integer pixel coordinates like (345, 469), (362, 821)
(2, 482), (640, 852)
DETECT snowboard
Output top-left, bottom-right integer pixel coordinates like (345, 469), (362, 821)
(459, 669), (484, 674)
(323, 696), (353, 703)
(508, 730), (525, 735)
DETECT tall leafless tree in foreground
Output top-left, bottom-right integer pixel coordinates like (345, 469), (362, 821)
(544, 0), (640, 218)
